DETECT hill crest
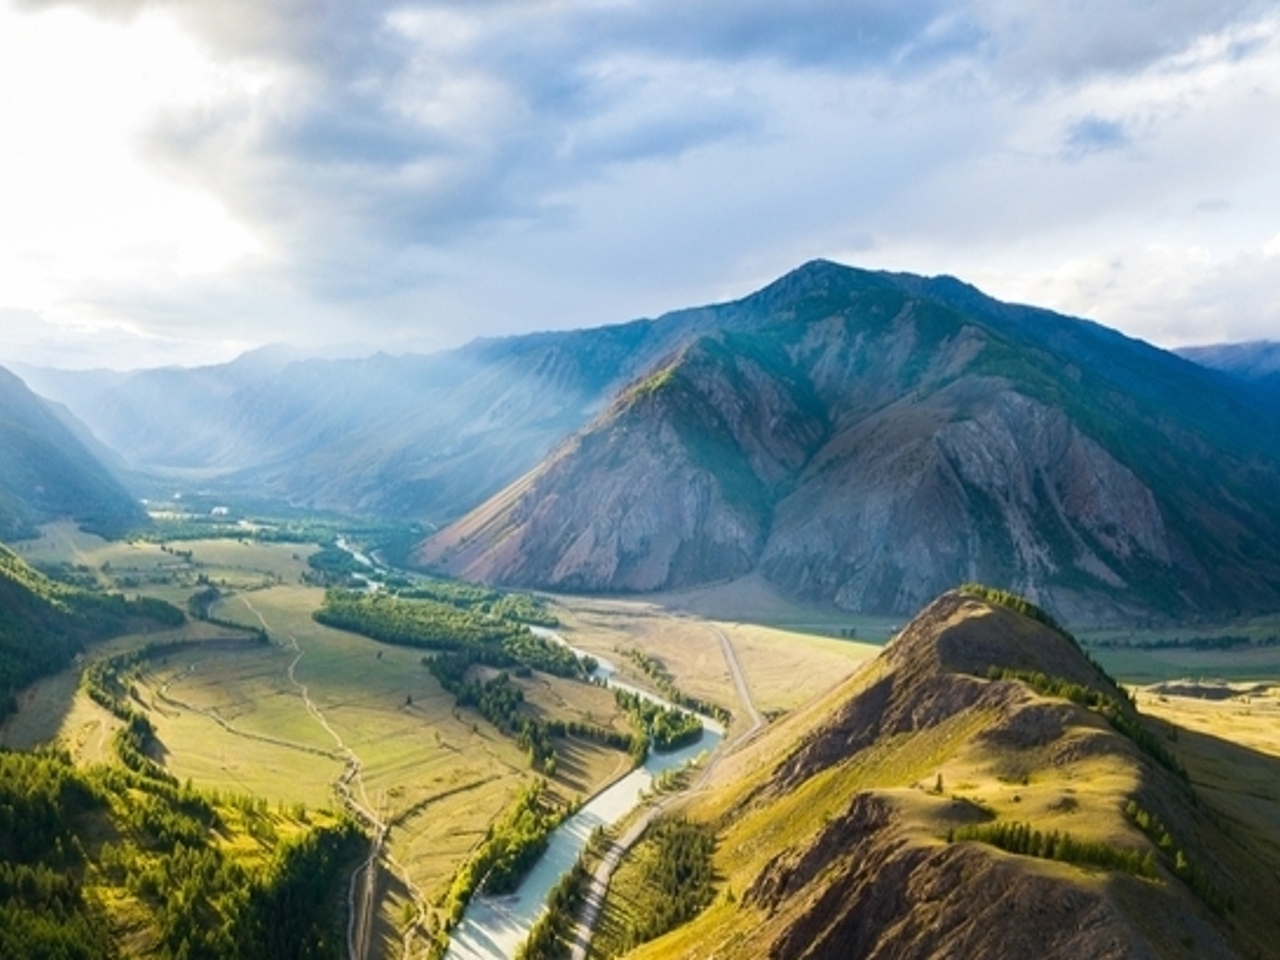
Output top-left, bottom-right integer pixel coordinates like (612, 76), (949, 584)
(649, 590), (1272, 959)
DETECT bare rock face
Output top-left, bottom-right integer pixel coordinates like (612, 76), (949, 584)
(747, 792), (1163, 960)
(758, 388), (1200, 619)
(420, 339), (825, 592)
(420, 260), (1280, 623)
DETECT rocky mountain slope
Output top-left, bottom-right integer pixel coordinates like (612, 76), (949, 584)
(0, 366), (146, 540)
(421, 261), (1280, 623)
(631, 590), (1278, 959)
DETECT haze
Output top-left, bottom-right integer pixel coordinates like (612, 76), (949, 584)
(1, 0), (1278, 370)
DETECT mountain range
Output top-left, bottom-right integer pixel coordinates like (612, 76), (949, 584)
(10, 260), (1280, 625)
(1177, 341), (1280, 402)
(12, 331), (686, 519)
(0, 366), (146, 540)
(420, 261), (1280, 624)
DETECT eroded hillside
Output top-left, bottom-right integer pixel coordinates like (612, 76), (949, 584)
(421, 261), (1280, 624)
(619, 591), (1279, 960)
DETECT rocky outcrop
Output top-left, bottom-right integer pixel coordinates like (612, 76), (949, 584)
(757, 387), (1202, 621)
(746, 792), (1167, 960)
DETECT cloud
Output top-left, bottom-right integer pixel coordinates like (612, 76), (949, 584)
(3, 0), (1280, 366)
(0, 308), (255, 370)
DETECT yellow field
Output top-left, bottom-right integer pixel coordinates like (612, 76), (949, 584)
(1137, 682), (1280, 882)
(546, 596), (876, 738)
(4, 530), (686, 956)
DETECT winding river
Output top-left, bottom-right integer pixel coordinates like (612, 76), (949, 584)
(445, 632), (724, 960)
(327, 539), (722, 958)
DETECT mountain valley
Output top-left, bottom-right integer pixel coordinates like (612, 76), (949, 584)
(2, 260), (1280, 959)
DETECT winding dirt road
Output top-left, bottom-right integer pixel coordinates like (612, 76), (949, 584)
(237, 595), (389, 960)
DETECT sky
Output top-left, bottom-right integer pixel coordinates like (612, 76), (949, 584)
(0, 0), (1278, 370)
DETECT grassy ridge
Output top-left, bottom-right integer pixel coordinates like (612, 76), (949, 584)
(0, 744), (361, 960)
(0, 542), (184, 720)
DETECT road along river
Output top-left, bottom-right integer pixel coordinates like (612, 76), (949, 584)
(326, 541), (732, 957)
(445, 632), (724, 960)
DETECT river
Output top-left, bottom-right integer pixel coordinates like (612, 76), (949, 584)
(445, 631), (723, 960)
(325, 541), (721, 958)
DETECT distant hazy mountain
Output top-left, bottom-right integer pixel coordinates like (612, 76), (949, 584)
(0, 366), (146, 539)
(421, 261), (1280, 624)
(1178, 341), (1280, 401)
(17, 320), (740, 520)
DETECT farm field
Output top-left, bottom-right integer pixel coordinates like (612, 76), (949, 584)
(3, 528), (870, 956)
(646, 571), (905, 643)
(1081, 614), (1280, 683)
(1089, 641), (1280, 684)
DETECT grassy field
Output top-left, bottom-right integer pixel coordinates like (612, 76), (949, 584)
(12, 523), (1280, 958)
(1089, 641), (1280, 684)
(7, 520), (313, 607)
(646, 571), (905, 643)
(547, 596), (877, 737)
(716, 622), (880, 717)
(1138, 681), (1280, 879)
(1, 528), (673, 957)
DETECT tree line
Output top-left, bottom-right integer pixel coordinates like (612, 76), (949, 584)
(0, 542), (184, 721)
(315, 589), (536, 651)
(613, 688), (704, 753)
(516, 856), (591, 960)
(949, 819), (1155, 878)
(0, 745), (361, 960)
(621, 647), (731, 724)
(425, 652), (638, 773)
(602, 816), (716, 957)
(442, 781), (564, 930)
(1125, 801), (1232, 914)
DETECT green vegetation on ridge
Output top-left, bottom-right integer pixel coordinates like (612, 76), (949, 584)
(0, 742), (360, 960)
(0, 542), (184, 721)
(621, 647), (731, 724)
(948, 820), (1155, 878)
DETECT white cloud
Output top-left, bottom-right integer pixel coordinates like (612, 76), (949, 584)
(0, 4), (266, 338)
(1, 0), (1278, 368)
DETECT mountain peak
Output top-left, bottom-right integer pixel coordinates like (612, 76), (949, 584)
(420, 261), (1280, 625)
(887, 589), (1100, 684)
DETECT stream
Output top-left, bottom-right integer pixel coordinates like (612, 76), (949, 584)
(445, 630), (724, 960)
